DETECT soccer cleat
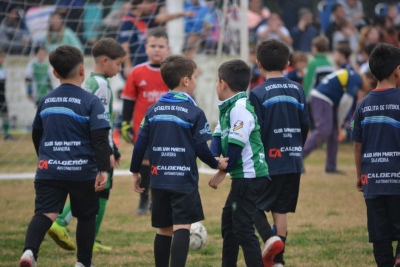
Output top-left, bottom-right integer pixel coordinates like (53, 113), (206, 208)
(325, 168), (346, 175)
(93, 240), (112, 253)
(47, 221), (76, 251)
(272, 263), (284, 267)
(19, 249), (36, 267)
(262, 236), (285, 267)
(75, 262), (96, 267)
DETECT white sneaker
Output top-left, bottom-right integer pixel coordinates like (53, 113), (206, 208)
(262, 236), (285, 267)
(19, 249), (37, 267)
(75, 262), (96, 267)
(273, 263), (284, 267)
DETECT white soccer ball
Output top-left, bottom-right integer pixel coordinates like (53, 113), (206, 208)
(189, 222), (207, 250)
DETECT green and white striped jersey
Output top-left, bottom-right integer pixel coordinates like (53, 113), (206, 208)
(84, 73), (114, 148)
(213, 92), (268, 179)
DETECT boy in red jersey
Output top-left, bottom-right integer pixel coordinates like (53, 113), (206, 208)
(121, 27), (170, 215)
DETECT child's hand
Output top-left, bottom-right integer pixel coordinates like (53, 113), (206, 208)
(110, 154), (115, 168)
(114, 156), (121, 167)
(216, 157), (229, 171)
(356, 176), (363, 192)
(95, 172), (108, 192)
(132, 173), (144, 193)
(209, 170), (226, 189)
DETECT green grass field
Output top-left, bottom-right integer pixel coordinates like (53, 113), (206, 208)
(0, 136), (377, 266)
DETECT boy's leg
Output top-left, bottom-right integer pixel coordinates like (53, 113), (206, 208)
(137, 164), (151, 215)
(170, 226), (190, 267)
(325, 111), (339, 172)
(23, 214), (54, 261)
(69, 180), (99, 267)
(222, 188), (240, 267)
(55, 202), (73, 227)
(230, 179), (264, 267)
(253, 209), (274, 243)
(2, 115), (10, 139)
(47, 202), (76, 251)
(154, 227), (173, 267)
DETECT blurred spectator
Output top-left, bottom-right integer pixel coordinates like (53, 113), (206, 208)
(332, 20), (359, 52)
(303, 36), (335, 98)
(0, 4), (31, 55)
(257, 13), (292, 46)
(44, 11), (84, 53)
(285, 51), (308, 85)
(374, 16), (400, 47)
(103, 2), (132, 38)
(279, 0), (315, 31)
(25, 6), (57, 47)
(55, 0), (85, 42)
(290, 8), (318, 52)
(339, 0), (366, 29)
(325, 3), (347, 50)
(0, 49), (12, 140)
(249, 46), (264, 89)
(386, 3), (400, 27)
(356, 25), (380, 67)
(358, 43), (377, 74)
(248, 0), (270, 44)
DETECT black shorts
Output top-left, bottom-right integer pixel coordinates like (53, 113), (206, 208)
(151, 187), (204, 228)
(257, 173), (301, 213)
(34, 179), (99, 220)
(365, 195), (400, 243)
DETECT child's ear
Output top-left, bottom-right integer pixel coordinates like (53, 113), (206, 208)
(53, 69), (60, 79)
(101, 56), (108, 65)
(182, 76), (189, 87)
(256, 59), (263, 71)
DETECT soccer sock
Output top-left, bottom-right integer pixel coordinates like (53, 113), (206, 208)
(154, 233), (172, 267)
(253, 209), (274, 243)
(23, 214), (53, 260)
(56, 202), (72, 227)
(76, 217), (96, 267)
(95, 197), (108, 238)
(2, 117), (9, 137)
(140, 164), (151, 197)
(274, 235), (287, 264)
(170, 229), (190, 267)
(373, 239), (394, 267)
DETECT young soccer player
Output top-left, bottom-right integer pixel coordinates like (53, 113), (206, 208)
(302, 42), (363, 174)
(19, 45), (110, 267)
(208, 59), (269, 267)
(0, 48), (12, 140)
(47, 38), (126, 253)
(248, 39), (310, 267)
(130, 55), (228, 267)
(121, 28), (170, 215)
(349, 43), (400, 267)
(25, 46), (53, 107)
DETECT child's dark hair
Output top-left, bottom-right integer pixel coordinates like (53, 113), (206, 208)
(369, 43), (400, 82)
(92, 38), (126, 60)
(218, 59), (251, 92)
(161, 55), (197, 89)
(256, 39), (290, 71)
(147, 27), (169, 43)
(34, 46), (46, 55)
(291, 51), (308, 65)
(49, 45), (83, 79)
(312, 36), (330, 53)
(335, 42), (352, 60)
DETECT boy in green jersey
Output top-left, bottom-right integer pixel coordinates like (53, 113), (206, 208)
(209, 59), (269, 267)
(47, 38), (126, 253)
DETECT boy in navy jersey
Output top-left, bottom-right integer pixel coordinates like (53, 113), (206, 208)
(19, 45), (110, 267)
(349, 43), (400, 267)
(130, 55), (228, 267)
(249, 39), (309, 267)
(209, 59), (269, 267)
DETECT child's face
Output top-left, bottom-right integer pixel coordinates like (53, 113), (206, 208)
(215, 76), (224, 101)
(37, 49), (47, 62)
(146, 36), (170, 64)
(333, 50), (344, 65)
(294, 60), (307, 71)
(104, 56), (124, 78)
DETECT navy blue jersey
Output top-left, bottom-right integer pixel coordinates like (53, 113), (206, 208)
(315, 65), (362, 107)
(249, 77), (309, 175)
(32, 84), (110, 180)
(349, 88), (400, 198)
(138, 91), (212, 191)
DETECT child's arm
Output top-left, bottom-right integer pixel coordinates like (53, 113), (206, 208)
(354, 141), (363, 192)
(130, 134), (149, 193)
(195, 142), (227, 170)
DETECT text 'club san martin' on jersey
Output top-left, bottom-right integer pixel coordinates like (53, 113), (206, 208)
(138, 91), (212, 191)
(84, 73), (114, 149)
(310, 64), (362, 108)
(32, 84), (110, 180)
(213, 92), (268, 179)
(121, 62), (169, 142)
(249, 77), (309, 175)
(350, 88), (400, 198)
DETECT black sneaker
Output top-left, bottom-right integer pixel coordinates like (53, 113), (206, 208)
(325, 168), (345, 175)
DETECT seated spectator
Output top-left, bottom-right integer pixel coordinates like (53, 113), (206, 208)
(103, 2), (132, 38)
(386, 3), (400, 27)
(325, 3), (347, 50)
(332, 20), (359, 52)
(44, 11), (83, 53)
(257, 13), (292, 46)
(290, 8), (318, 52)
(247, 0), (270, 44)
(285, 51), (308, 85)
(339, 0), (366, 29)
(0, 4), (31, 55)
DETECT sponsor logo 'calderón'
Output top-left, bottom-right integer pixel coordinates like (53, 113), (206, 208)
(157, 166), (191, 171)
(48, 159), (89, 165)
